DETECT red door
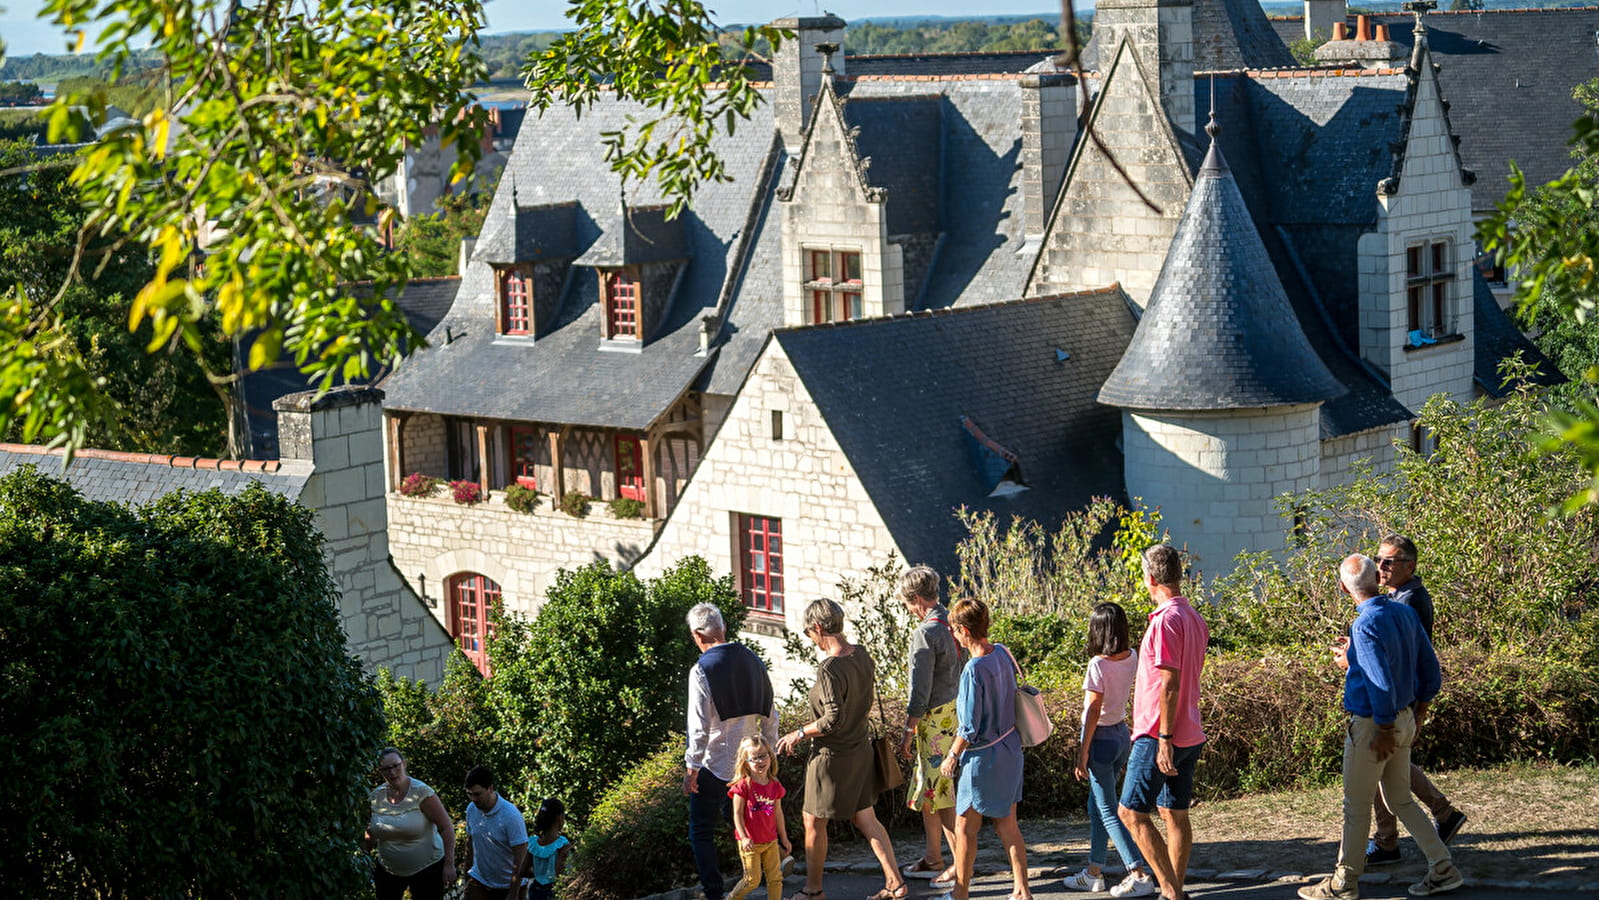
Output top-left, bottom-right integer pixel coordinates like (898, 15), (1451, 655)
(448, 572), (501, 676)
(615, 434), (645, 502)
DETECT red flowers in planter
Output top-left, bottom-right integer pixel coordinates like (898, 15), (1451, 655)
(450, 480), (483, 505)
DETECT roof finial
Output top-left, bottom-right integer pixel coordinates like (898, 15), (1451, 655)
(1401, 0), (1436, 33)
(1205, 75), (1220, 139)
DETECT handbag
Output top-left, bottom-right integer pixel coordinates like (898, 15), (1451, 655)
(1006, 647), (1054, 748)
(872, 733), (905, 794)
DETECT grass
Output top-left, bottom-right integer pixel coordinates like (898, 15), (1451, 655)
(840, 761), (1599, 884)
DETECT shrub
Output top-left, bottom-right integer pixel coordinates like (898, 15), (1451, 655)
(565, 739), (711, 900)
(504, 483), (541, 514)
(400, 471), (443, 497)
(0, 467), (384, 900)
(450, 479), (484, 504)
(483, 557), (748, 818)
(608, 496), (645, 518)
(559, 491), (591, 517)
(377, 654), (514, 823)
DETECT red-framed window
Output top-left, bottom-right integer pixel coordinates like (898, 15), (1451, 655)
(448, 572), (502, 676)
(738, 515), (784, 615)
(615, 434), (645, 502)
(1406, 240), (1451, 338)
(804, 248), (863, 324)
(509, 425), (539, 488)
(500, 269), (532, 335)
(605, 272), (639, 340)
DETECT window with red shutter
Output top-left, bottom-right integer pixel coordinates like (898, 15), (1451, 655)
(606, 272), (639, 339)
(737, 515), (784, 615)
(509, 426), (538, 488)
(803, 248), (865, 324)
(500, 269), (531, 335)
(615, 434), (645, 502)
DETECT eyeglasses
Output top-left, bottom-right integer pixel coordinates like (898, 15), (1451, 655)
(748, 755), (772, 764)
(1376, 556), (1413, 567)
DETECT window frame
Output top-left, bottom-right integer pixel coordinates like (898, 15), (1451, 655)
(447, 571), (502, 676)
(1405, 239), (1453, 339)
(497, 266), (534, 336)
(604, 269), (641, 341)
(508, 425), (539, 489)
(803, 247), (864, 324)
(737, 514), (784, 617)
(614, 433), (646, 502)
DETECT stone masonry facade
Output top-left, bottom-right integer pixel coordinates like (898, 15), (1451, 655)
(636, 343), (903, 687)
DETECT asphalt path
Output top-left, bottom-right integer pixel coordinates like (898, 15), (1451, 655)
(785, 868), (1599, 900)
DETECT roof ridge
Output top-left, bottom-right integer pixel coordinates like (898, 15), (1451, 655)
(844, 48), (1055, 60)
(1270, 5), (1599, 17)
(1216, 66), (1406, 78)
(0, 442), (284, 472)
(772, 285), (1123, 335)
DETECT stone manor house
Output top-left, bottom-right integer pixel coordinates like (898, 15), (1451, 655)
(377, 1), (1576, 676)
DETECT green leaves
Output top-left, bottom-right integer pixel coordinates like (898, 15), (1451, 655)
(524, 0), (788, 219)
(10, 0), (491, 453)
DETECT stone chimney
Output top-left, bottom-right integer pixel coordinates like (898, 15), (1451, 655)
(1020, 68), (1077, 236)
(1304, 0), (1347, 42)
(1314, 15), (1407, 68)
(1091, 0), (1196, 140)
(772, 15), (847, 154)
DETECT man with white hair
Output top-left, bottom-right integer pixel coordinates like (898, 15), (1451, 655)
(1299, 555), (1461, 899)
(683, 602), (777, 900)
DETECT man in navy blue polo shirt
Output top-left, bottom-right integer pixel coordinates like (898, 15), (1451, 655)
(1299, 554), (1462, 900)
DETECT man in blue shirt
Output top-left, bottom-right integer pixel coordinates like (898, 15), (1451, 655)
(464, 766), (529, 900)
(1367, 535), (1466, 865)
(1299, 555), (1462, 900)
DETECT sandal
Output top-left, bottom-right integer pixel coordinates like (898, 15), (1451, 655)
(931, 867), (958, 889)
(901, 858), (944, 879)
(865, 883), (909, 900)
(786, 891), (824, 900)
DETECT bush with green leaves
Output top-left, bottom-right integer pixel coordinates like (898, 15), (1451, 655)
(607, 496), (644, 519)
(467, 557), (746, 819)
(0, 466), (385, 900)
(559, 491), (591, 518)
(503, 483), (541, 513)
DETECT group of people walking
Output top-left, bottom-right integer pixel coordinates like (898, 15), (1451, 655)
(361, 534), (1467, 900)
(683, 536), (1467, 900)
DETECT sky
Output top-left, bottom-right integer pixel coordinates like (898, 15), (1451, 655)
(0, 1), (1068, 59)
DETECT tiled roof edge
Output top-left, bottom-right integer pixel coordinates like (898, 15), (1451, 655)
(1196, 66), (1406, 78)
(0, 443), (283, 473)
(1270, 6), (1599, 18)
(845, 48), (1056, 60)
(772, 284), (1124, 335)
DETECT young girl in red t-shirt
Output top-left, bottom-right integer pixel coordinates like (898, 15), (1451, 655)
(727, 734), (791, 900)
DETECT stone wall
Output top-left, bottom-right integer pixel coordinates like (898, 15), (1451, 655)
(636, 342), (904, 687)
(1091, 0), (1196, 140)
(1020, 73), (1077, 237)
(1319, 423), (1403, 490)
(276, 387), (453, 683)
(399, 412), (448, 479)
(1357, 46), (1477, 414)
(387, 488), (661, 626)
(1123, 404), (1322, 575)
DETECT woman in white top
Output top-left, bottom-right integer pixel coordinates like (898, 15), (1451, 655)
(1060, 604), (1156, 898)
(365, 747), (457, 900)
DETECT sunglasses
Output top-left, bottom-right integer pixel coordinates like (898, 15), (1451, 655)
(748, 754), (772, 764)
(1376, 556), (1413, 567)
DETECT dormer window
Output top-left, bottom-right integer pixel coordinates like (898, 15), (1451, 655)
(805, 248), (862, 323)
(604, 271), (640, 340)
(497, 267), (533, 335)
(1406, 240), (1452, 342)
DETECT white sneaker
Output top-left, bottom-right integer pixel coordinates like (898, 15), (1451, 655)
(1061, 869), (1108, 892)
(1407, 860), (1464, 896)
(1110, 871), (1158, 898)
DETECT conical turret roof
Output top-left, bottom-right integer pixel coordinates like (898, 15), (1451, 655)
(1097, 116), (1345, 411)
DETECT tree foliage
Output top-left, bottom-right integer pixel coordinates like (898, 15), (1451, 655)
(2, 0), (490, 453)
(393, 190), (491, 278)
(1480, 79), (1599, 507)
(0, 467), (386, 899)
(0, 138), (227, 455)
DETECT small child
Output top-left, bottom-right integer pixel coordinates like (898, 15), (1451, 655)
(727, 734), (791, 900)
(520, 798), (572, 900)
(1061, 602), (1156, 897)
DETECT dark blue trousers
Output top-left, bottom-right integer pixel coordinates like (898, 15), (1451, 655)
(688, 768), (734, 899)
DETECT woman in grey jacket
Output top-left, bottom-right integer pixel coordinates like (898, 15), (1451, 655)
(896, 566), (965, 886)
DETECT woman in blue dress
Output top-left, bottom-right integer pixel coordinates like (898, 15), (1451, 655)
(936, 597), (1031, 900)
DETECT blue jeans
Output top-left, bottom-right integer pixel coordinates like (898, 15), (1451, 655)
(1086, 724), (1145, 870)
(689, 768), (733, 899)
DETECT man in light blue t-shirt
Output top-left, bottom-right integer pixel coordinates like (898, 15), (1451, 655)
(464, 766), (529, 900)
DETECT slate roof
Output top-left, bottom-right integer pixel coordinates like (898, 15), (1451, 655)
(1472, 273), (1565, 396)
(840, 94), (943, 235)
(1099, 122), (1346, 410)
(473, 200), (578, 265)
(1269, 8), (1599, 210)
(572, 205), (690, 266)
(382, 98), (777, 430)
(0, 444), (312, 506)
(774, 288), (1136, 577)
(238, 277), (462, 459)
(742, 50), (1055, 81)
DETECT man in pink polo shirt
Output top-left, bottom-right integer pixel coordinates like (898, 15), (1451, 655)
(1116, 543), (1209, 900)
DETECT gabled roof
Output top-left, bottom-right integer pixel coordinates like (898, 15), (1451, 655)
(472, 198), (578, 265)
(572, 205), (689, 267)
(1269, 8), (1599, 210)
(1099, 119), (1345, 410)
(773, 288), (1135, 577)
(1085, 0), (1295, 70)
(839, 91), (943, 235)
(1472, 273), (1565, 396)
(0, 444), (310, 506)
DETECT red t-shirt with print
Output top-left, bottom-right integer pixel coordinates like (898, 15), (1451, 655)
(727, 777), (785, 844)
